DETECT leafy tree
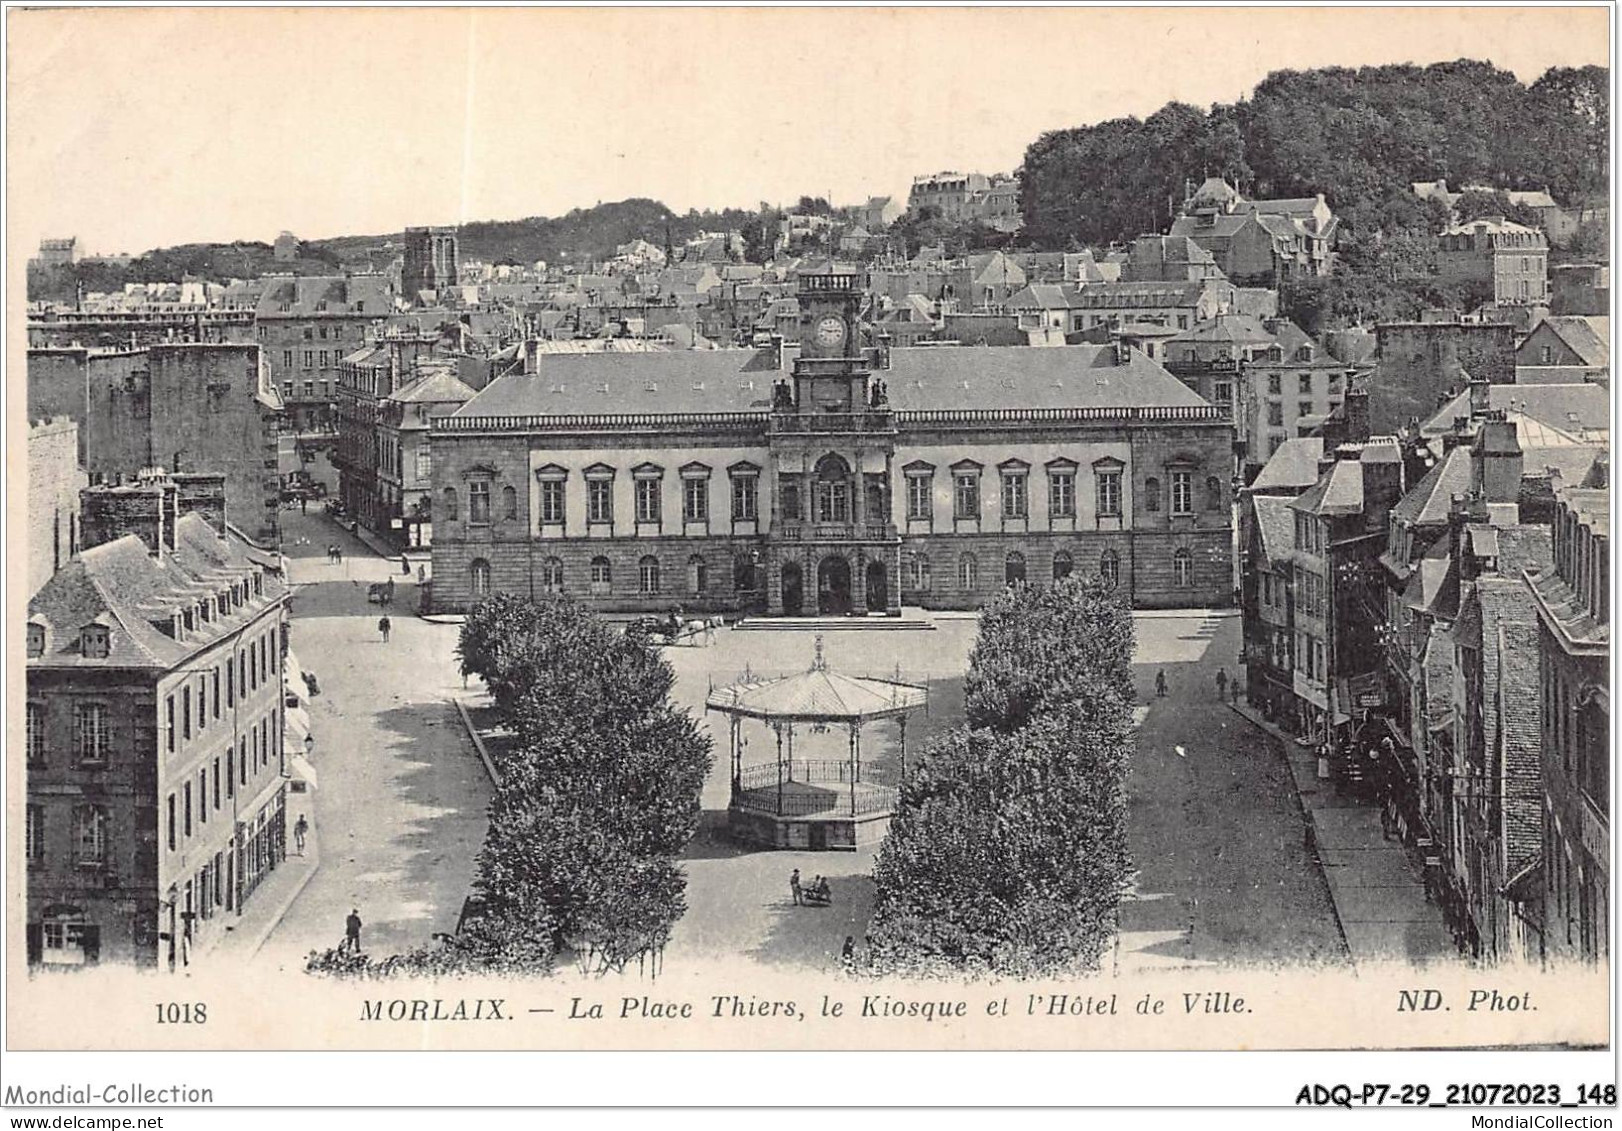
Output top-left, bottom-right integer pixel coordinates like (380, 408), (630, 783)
(448, 592), (711, 975)
(1555, 217), (1609, 264)
(964, 575), (1135, 731)
(1528, 65), (1609, 202)
(1019, 59), (1609, 264)
(869, 694), (1132, 977)
(869, 578), (1135, 977)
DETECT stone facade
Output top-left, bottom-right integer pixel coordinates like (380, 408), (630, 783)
(432, 267), (1234, 616)
(401, 227), (460, 302)
(26, 418), (88, 600)
(429, 411), (1234, 614)
(81, 344), (282, 546)
(26, 491), (289, 970)
(1370, 322), (1517, 436)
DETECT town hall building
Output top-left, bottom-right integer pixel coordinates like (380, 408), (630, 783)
(428, 264), (1235, 616)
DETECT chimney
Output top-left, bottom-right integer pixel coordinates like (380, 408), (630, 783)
(172, 472), (229, 537)
(1474, 415), (1523, 506)
(79, 472), (176, 557)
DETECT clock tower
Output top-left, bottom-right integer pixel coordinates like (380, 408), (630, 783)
(765, 262), (900, 618)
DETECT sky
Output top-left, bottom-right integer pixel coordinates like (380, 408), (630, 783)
(7, 6), (1611, 255)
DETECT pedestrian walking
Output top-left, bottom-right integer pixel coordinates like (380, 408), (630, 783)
(294, 814), (308, 855)
(299, 497), (308, 515)
(1216, 667), (1228, 699)
(789, 868), (803, 906)
(378, 615), (391, 644)
(343, 908), (363, 954)
(417, 565), (427, 585)
(401, 554), (411, 576)
(840, 935), (855, 969)
(1155, 669), (1167, 698)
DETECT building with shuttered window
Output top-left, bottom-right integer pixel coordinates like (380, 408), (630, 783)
(429, 267), (1235, 616)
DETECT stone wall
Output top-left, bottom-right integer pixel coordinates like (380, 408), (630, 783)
(1372, 322), (1517, 435)
(146, 345), (280, 546)
(26, 418), (87, 598)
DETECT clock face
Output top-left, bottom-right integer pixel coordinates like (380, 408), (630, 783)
(814, 316), (846, 348)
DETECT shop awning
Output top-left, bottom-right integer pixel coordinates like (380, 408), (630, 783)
(289, 754), (318, 791)
(284, 705), (313, 755)
(284, 649), (314, 703)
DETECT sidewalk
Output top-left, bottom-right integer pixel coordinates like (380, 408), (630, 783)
(1227, 701), (1455, 968)
(209, 782), (320, 961)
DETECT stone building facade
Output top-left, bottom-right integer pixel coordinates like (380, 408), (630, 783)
(401, 227), (460, 304)
(27, 417), (88, 599)
(25, 474), (289, 969)
(1527, 482), (1609, 964)
(255, 274), (392, 432)
(1436, 217), (1549, 307)
(80, 343), (283, 547)
(429, 267), (1234, 616)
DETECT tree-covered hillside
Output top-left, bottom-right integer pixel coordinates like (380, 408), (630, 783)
(1019, 61), (1608, 251)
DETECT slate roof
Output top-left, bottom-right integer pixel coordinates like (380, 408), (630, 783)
(1242, 196), (1326, 216)
(1403, 542), (1456, 617)
(1070, 281), (1215, 308)
(1391, 446), (1474, 527)
(1291, 459), (1358, 517)
(1252, 495), (1297, 569)
(706, 664), (928, 722)
(1423, 383), (1611, 441)
(1249, 437), (1324, 492)
(28, 514), (284, 672)
(1526, 561), (1609, 650)
(1167, 313), (1273, 345)
(388, 368), (479, 407)
(883, 346), (1207, 413)
(1539, 315), (1610, 367)
(1290, 442), (1398, 517)
(1188, 177), (1240, 207)
(1265, 318), (1329, 360)
(256, 274), (392, 318)
(1006, 283), (1084, 310)
(1170, 213), (1252, 240)
(453, 344), (1208, 419)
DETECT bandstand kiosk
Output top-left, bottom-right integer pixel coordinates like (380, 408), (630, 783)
(706, 638), (928, 850)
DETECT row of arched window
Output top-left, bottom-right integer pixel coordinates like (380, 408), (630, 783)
(465, 546), (1198, 601)
(467, 554), (761, 599)
(901, 548), (1196, 590)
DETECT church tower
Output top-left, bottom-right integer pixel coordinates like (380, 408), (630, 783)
(765, 262), (900, 617)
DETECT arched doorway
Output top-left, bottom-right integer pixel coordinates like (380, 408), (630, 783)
(866, 560), (888, 612)
(781, 561), (804, 616)
(817, 555), (852, 615)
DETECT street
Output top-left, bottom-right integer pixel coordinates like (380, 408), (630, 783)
(258, 510), (490, 967)
(256, 520), (1346, 974)
(1120, 614), (1348, 968)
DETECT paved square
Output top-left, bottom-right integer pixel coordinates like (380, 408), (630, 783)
(264, 513), (1349, 975)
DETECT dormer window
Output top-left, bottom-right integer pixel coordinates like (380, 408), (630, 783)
(27, 622), (45, 658)
(80, 624), (110, 660)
